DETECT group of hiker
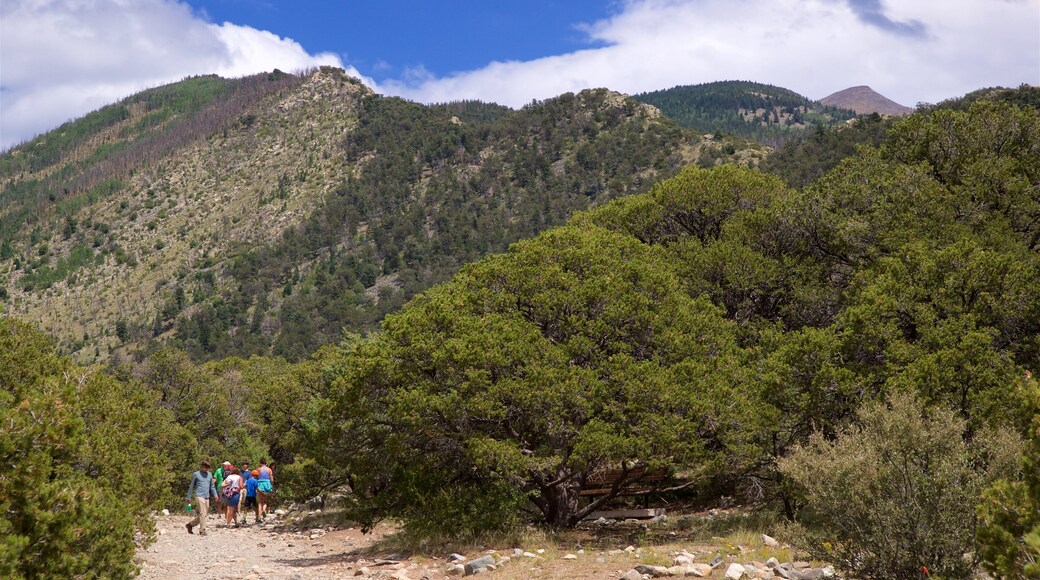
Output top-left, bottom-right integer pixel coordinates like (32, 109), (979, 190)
(184, 459), (275, 536)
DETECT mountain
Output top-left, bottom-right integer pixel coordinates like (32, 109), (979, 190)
(0, 68), (768, 362)
(634, 80), (857, 147)
(819, 86), (912, 116)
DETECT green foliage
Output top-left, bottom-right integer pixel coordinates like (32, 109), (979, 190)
(779, 392), (1023, 580)
(976, 377), (1040, 578)
(177, 88), (706, 361)
(303, 225), (761, 533)
(0, 318), (143, 578)
(635, 81), (856, 146)
(761, 113), (892, 187)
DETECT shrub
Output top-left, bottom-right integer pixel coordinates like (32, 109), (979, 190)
(779, 392), (1023, 579)
(976, 376), (1040, 577)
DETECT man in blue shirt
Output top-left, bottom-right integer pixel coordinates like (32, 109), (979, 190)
(186, 460), (218, 536)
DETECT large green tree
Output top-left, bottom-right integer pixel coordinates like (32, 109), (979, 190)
(306, 225), (761, 532)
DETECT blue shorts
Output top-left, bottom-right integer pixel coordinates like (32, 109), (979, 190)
(226, 493), (240, 507)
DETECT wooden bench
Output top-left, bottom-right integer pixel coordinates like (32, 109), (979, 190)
(579, 465), (670, 497)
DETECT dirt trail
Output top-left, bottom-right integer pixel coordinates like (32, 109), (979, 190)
(136, 513), (437, 579)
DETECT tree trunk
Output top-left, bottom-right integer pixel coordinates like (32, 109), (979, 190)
(536, 469), (582, 528)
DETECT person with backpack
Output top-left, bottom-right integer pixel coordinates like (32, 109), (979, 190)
(220, 467), (244, 528)
(185, 460), (218, 536)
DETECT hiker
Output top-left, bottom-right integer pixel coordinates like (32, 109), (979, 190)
(243, 470), (261, 524)
(221, 467), (244, 528)
(213, 461), (231, 518)
(186, 460), (218, 536)
(256, 459), (274, 520)
(239, 466), (253, 525)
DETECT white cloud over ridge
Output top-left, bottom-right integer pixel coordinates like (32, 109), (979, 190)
(0, 0), (358, 149)
(383, 0), (1040, 110)
(1, 0), (1037, 149)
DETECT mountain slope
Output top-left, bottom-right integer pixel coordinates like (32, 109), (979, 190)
(0, 69), (768, 362)
(819, 86), (912, 116)
(634, 80), (856, 146)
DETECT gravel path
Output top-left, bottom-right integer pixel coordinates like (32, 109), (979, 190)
(136, 512), (433, 579)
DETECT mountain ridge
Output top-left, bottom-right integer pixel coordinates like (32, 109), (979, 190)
(0, 68), (768, 361)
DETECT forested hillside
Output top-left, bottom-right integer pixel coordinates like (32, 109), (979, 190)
(0, 69), (768, 363)
(635, 81), (856, 146)
(4, 90), (1038, 578)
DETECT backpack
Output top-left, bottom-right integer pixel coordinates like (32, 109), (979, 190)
(223, 476), (240, 498)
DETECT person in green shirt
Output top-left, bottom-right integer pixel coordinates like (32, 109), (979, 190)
(213, 461), (231, 518)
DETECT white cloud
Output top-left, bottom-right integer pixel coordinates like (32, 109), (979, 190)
(381, 0), (1040, 109)
(0, 0), (362, 149)
(1, 0), (1036, 149)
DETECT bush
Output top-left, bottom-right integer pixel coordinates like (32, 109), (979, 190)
(0, 318), (141, 577)
(976, 376), (1040, 578)
(779, 392), (1023, 579)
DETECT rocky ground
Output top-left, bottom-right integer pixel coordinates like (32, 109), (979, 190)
(136, 508), (836, 579)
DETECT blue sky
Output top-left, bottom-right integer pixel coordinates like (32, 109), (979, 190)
(181, 1), (615, 82)
(2, 0), (1038, 148)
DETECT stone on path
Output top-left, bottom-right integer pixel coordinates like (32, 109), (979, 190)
(761, 534), (779, 548)
(621, 570), (642, 580)
(725, 562), (747, 579)
(688, 563), (714, 577)
(447, 553), (465, 563)
(445, 564), (465, 576)
(463, 555), (495, 576)
(634, 563), (670, 576)
(562, 554), (577, 560)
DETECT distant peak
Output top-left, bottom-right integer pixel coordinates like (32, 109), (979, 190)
(820, 86), (912, 116)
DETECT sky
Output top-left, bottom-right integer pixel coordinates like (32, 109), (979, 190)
(1, 0), (1038, 149)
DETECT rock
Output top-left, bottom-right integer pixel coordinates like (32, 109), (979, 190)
(674, 555), (693, 566)
(522, 552), (538, 558)
(689, 563), (714, 577)
(761, 534), (779, 548)
(355, 567), (369, 576)
(625, 545), (636, 553)
(592, 517), (610, 525)
(666, 566), (689, 576)
(822, 566), (836, 578)
(161, 508), (170, 516)
(766, 558), (781, 569)
(797, 569), (825, 579)
(536, 548), (546, 554)
(608, 549), (625, 556)
(563, 554), (577, 560)
(445, 564), (465, 576)
(635, 564), (670, 576)
(274, 509), (287, 516)
(791, 561), (811, 569)
(621, 570), (643, 580)
(447, 554), (466, 563)
(773, 565), (791, 579)
(463, 555), (495, 576)
(513, 548), (524, 556)
(391, 571), (411, 580)
(724, 563), (747, 580)
(710, 555), (724, 568)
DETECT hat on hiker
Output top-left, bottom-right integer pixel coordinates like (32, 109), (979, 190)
(252, 470), (259, 477)
(223, 461), (232, 466)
